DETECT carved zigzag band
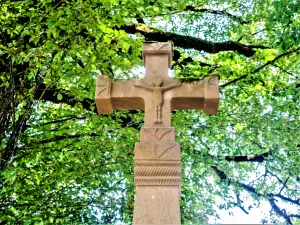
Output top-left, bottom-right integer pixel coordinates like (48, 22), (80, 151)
(135, 166), (181, 176)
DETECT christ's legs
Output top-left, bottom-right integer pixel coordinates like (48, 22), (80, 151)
(157, 105), (162, 123)
(154, 105), (159, 124)
(154, 105), (162, 124)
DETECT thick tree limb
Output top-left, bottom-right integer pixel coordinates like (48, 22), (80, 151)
(290, 214), (300, 219)
(272, 193), (300, 205)
(225, 152), (269, 163)
(121, 24), (268, 57)
(203, 138), (269, 163)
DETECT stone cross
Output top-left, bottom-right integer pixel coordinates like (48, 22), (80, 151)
(95, 42), (220, 224)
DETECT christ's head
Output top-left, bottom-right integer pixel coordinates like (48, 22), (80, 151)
(153, 77), (162, 86)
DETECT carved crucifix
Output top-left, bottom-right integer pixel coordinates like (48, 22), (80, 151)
(95, 42), (220, 224)
(134, 77), (181, 124)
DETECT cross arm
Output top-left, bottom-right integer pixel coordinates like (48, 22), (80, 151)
(95, 76), (149, 114)
(168, 76), (220, 114)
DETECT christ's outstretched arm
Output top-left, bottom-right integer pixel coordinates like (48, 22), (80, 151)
(134, 83), (154, 91)
(161, 82), (181, 91)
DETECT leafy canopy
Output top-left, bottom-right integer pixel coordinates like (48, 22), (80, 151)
(0, 0), (299, 224)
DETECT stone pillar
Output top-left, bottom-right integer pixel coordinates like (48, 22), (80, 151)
(133, 127), (181, 224)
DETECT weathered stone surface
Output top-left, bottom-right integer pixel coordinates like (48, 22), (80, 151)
(203, 76), (220, 114)
(95, 76), (113, 114)
(95, 42), (220, 225)
(133, 186), (181, 224)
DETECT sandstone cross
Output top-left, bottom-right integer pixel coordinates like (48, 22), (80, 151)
(95, 42), (220, 224)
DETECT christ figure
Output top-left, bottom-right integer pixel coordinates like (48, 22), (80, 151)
(135, 77), (181, 124)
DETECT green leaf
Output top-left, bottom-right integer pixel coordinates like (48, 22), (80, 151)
(48, 22), (56, 29)
(57, 93), (63, 100)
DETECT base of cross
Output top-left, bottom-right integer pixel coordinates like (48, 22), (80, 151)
(133, 127), (181, 224)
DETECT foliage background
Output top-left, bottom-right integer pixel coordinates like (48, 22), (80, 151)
(0, 0), (299, 224)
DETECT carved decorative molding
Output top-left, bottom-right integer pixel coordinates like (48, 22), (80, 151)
(143, 42), (170, 51)
(95, 76), (111, 97)
(140, 127), (175, 142)
(135, 177), (181, 186)
(135, 142), (180, 160)
(142, 42), (172, 67)
(206, 76), (219, 93)
(203, 76), (220, 114)
(135, 165), (181, 176)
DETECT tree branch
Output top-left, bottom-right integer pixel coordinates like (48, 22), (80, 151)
(290, 214), (300, 219)
(266, 168), (289, 194)
(33, 83), (141, 130)
(234, 194), (249, 214)
(272, 193), (299, 205)
(34, 83), (96, 113)
(121, 24), (269, 57)
(213, 166), (300, 206)
(269, 198), (292, 225)
(199, 139), (270, 163)
(39, 116), (87, 126)
(221, 47), (300, 88)
(184, 6), (249, 24)
(271, 63), (298, 78)
(30, 133), (99, 145)
(211, 166), (300, 223)
(137, 5), (249, 24)
(225, 152), (269, 163)
(172, 49), (213, 68)
(278, 177), (289, 194)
